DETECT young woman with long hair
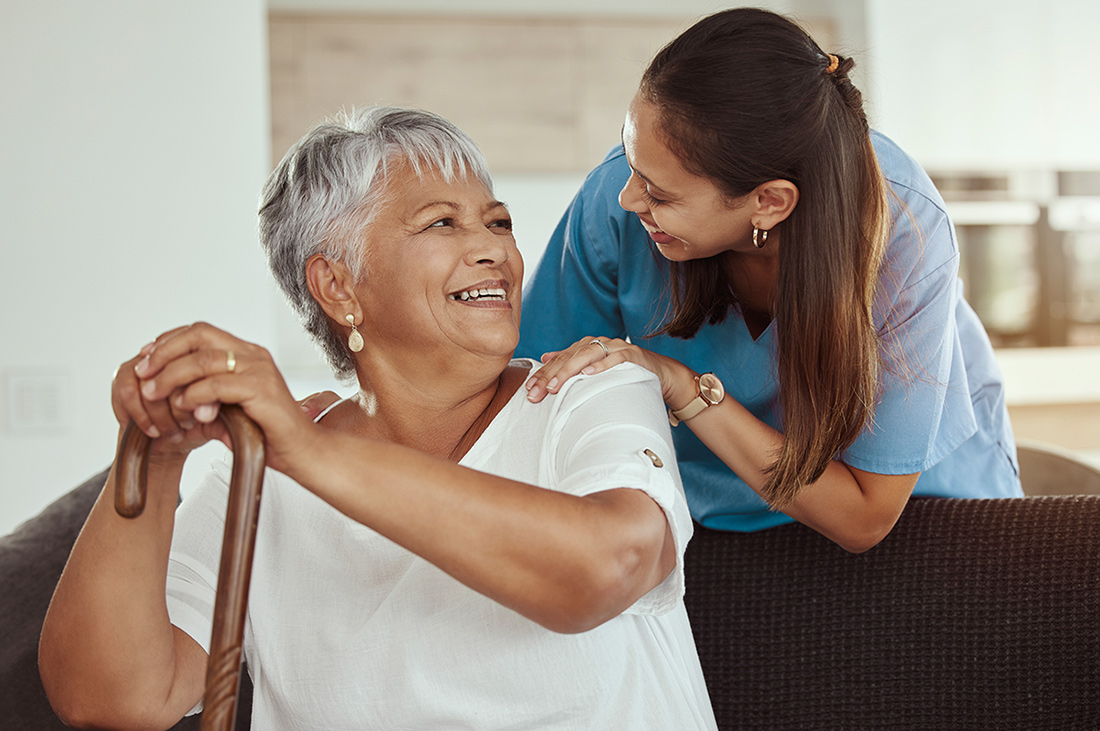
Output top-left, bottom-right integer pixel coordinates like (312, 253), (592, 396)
(520, 7), (1021, 552)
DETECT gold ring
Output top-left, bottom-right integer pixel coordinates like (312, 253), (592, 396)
(226, 350), (236, 374)
(590, 339), (610, 357)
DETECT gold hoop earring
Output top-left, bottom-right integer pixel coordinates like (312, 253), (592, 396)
(346, 314), (364, 353)
(752, 227), (769, 249)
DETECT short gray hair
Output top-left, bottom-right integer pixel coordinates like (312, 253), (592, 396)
(259, 106), (494, 381)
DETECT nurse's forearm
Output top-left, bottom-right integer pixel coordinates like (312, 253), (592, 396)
(683, 398), (917, 552)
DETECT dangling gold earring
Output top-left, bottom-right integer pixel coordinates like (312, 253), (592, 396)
(346, 314), (364, 353)
(752, 226), (769, 249)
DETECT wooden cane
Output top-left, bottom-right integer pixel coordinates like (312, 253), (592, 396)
(115, 405), (266, 731)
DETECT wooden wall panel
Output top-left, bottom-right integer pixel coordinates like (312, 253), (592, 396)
(575, 20), (691, 167)
(269, 12), (834, 173)
(269, 13), (665, 173)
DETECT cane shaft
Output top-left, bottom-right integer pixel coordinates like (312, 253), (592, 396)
(114, 405), (266, 731)
(200, 406), (265, 731)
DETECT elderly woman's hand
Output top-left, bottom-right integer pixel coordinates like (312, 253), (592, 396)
(111, 327), (215, 460)
(524, 337), (698, 411)
(123, 322), (318, 475)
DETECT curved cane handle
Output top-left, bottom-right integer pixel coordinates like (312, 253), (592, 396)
(114, 405), (266, 731)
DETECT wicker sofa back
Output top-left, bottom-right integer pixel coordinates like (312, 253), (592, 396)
(683, 496), (1100, 730)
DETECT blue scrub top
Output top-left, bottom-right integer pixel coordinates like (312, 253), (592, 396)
(518, 131), (1021, 532)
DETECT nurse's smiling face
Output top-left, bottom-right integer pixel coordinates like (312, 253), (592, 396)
(618, 94), (758, 262)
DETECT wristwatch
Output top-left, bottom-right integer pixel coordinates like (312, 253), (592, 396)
(669, 372), (725, 426)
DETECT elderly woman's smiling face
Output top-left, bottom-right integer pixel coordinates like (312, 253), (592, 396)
(353, 159), (522, 364)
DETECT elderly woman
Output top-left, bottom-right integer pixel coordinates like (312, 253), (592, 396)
(39, 107), (717, 730)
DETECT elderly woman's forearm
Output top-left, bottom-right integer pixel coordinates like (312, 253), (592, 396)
(289, 429), (674, 633)
(39, 460), (204, 729)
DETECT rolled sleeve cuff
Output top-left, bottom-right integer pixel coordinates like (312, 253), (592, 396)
(555, 452), (692, 616)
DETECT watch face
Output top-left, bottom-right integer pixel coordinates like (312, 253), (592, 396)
(698, 373), (725, 405)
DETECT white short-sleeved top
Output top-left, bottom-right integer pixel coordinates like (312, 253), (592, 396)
(166, 360), (717, 730)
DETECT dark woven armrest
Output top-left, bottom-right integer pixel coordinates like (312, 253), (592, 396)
(0, 469), (249, 730)
(684, 496), (1100, 731)
(0, 470), (115, 729)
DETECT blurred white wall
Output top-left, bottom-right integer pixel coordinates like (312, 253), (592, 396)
(0, 0), (272, 535)
(868, 0), (1100, 170)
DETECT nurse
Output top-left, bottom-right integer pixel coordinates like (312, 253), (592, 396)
(520, 7), (1022, 552)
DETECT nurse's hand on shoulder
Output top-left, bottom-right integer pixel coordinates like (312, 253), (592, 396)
(525, 336), (697, 409)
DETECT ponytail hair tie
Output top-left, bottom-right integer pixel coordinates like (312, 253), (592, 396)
(825, 54), (840, 74)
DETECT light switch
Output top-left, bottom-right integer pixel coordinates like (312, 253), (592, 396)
(1, 369), (73, 434)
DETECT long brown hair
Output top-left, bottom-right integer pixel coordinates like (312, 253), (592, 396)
(642, 8), (889, 507)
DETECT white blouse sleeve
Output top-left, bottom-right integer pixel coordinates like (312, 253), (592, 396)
(165, 449), (233, 657)
(547, 363), (694, 615)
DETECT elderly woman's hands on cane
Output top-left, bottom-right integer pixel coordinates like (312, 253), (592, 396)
(110, 324), (279, 731)
(121, 322), (320, 478)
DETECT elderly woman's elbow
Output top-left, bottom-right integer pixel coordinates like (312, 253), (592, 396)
(41, 682), (83, 729)
(38, 645), (86, 728)
(539, 594), (624, 635)
(48, 701), (117, 731)
(542, 552), (658, 634)
(49, 699), (178, 731)
(40, 658), (177, 731)
(42, 682), (114, 731)
(44, 687), (161, 731)
(540, 612), (607, 635)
